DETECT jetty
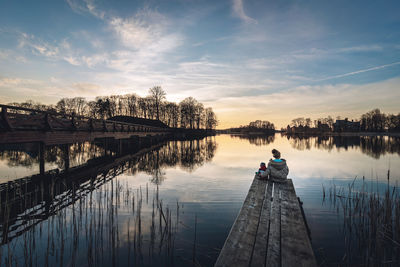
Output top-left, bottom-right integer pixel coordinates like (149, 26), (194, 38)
(215, 177), (317, 267)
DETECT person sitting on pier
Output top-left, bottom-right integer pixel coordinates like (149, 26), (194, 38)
(258, 149), (289, 181)
(256, 162), (267, 176)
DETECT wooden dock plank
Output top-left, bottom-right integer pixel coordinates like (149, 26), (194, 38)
(266, 182), (281, 267)
(215, 177), (317, 267)
(280, 180), (317, 267)
(214, 176), (267, 267)
(250, 180), (273, 267)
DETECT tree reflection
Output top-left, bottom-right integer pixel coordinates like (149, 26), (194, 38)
(0, 142), (106, 170)
(0, 137), (217, 185)
(0, 137), (217, 244)
(134, 137), (217, 183)
(230, 134), (275, 146)
(286, 135), (400, 159)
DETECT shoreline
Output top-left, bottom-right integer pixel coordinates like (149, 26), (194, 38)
(218, 132), (400, 137)
(283, 132), (400, 137)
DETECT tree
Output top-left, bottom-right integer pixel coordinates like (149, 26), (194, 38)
(149, 86), (166, 120)
(164, 102), (179, 127)
(360, 108), (386, 132)
(205, 108), (218, 129)
(194, 102), (204, 129)
(179, 97), (198, 129)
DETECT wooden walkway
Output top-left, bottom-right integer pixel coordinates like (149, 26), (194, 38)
(0, 104), (170, 144)
(215, 177), (317, 267)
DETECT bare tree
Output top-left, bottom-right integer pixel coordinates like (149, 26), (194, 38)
(179, 97), (198, 129)
(205, 108), (218, 129)
(149, 86), (166, 120)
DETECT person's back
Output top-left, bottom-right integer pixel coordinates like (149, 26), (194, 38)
(258, 149), (289, 181)
(267, 157), (289, 181)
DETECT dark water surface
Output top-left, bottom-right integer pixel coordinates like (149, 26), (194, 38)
(0, 134), (399, 266)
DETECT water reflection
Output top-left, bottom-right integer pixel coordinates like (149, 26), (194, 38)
(233, 134), (400, 159)
(0, 137), (217, 183)
(229, 134), (275, 146)
(0, 137), (217, 248)
(0, 134), (399, 266)
(283, 135), (400, 159)
(132, 139), (217, 184)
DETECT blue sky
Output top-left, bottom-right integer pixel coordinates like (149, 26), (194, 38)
(0, 0), (399, 128)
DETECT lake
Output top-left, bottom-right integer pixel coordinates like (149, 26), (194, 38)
(0, 134), (399, 266)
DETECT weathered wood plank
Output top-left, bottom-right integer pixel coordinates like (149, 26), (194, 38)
(214, 176), (267, 267)
(266, 182), (281, 266)
(215, 178), (317, 267)
(250, 180), (273, 267)
(280, 180), (317, 267)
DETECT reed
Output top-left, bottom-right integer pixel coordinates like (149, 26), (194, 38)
(326, 172), (400, 266)
(0, 173), (182, 266)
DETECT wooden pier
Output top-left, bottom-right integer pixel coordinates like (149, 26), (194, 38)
(215, 177), (317, 267)
(0, 104), (170, 145)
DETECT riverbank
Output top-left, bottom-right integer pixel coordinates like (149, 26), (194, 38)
(282, 132), (400, 137)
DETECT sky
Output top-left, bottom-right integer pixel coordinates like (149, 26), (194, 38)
(0, 0), (399, 129)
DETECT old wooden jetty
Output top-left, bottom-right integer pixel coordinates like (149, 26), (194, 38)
(0, 104), (170, 145)
(215, 177), (317, 267)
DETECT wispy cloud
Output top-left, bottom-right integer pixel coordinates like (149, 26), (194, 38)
(0, 77), (41, 87)
(108, 8), (183, 62)
(339, 45), (383, 53)
(66, 0), (104, 19)
(232, 0), (257, 24)
(18, 33), (60, 58)
(316, 61), (400, 81)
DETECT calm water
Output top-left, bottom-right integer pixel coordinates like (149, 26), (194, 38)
(0, 134), (399, 266)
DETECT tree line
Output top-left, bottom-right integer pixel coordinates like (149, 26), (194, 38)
(7, 86), (218, 130)
(289, 116), (334, 129)
(226, 120), (275, 133)
(360, 108), (400, 132)
(287, 108), (400, 132)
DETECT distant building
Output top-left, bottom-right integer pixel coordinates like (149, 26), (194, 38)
(286, 123), (330, 134)
(333, 118), (360, 132)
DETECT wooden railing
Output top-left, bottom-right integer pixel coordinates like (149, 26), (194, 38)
(0, 104), (169, 133)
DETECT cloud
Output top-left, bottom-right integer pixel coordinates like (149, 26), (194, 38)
(65, 3), (184, 70)
(108, 8), (183, 60)
(71, 82), (102, 94)
(232, 0), (257, 24)
(18, 33), (61, 58)
(316, 61), (400, 81)
(0, 50), (8, 59)
(339, 45), (383, 53)
(210, 77), (400, 128)
(63, 56), (81, 66)
(0, 77), (42, 87)
(66, 0), (104, 19)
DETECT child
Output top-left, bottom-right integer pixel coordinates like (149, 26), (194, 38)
(256, 162), (267, 176)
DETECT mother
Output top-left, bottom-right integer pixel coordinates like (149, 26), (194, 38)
(259, 149), (289, 181)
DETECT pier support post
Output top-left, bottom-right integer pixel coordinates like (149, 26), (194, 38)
(39, 142), (45, 175)
(0, 107), (12, 130)
(63, 144), (70, 172)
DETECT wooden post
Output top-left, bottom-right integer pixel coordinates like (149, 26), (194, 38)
(104, 138), (108, 156)
(39, 142), (45, 175)
(63, 144), (70, 172)
(89, 119), (94, 131)
(44, 113), (53, 131)
(1, 107), (12, 130)
(118, 139), (123, 155)
(71, 112), (77, 130)
(103, 121), (108, 132)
